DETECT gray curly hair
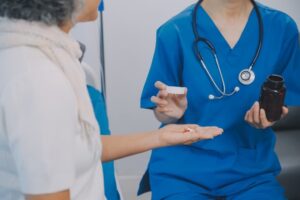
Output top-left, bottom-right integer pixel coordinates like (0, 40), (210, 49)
(0, 0), (84, 25)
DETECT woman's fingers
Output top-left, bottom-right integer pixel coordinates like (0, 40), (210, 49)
(160, 124), (223, 146)
(187, 126), (223, 139)
(197, 126), (223, 138)
(167, 124), (198, 132)
(168, 124), (223, 137)
(184, 126), (223, 144)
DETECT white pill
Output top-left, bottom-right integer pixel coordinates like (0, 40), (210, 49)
(184, 128), (194, 133)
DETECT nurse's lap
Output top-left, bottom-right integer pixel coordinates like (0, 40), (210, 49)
(227, 179), (286, 200)
(162, 179), (286, 200)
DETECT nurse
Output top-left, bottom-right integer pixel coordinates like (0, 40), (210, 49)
(140, 0), (300, 199)
(0, 0), (223, 200)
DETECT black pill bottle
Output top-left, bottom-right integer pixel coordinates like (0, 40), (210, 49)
(259, 75), (286, 122)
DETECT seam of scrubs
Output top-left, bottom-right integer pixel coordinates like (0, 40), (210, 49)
(168, 22), (185, 85)
(278, 34), (299, 72)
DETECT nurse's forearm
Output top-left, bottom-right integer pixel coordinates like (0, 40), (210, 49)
(101, 131), (160, 162)
(154, 109), (179, 124)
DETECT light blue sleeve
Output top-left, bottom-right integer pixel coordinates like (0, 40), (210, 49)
(280, 21), (300, 106)
(87, 86), (121, 200)
(140, 24), (183, 109)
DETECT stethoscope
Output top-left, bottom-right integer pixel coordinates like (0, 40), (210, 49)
(192, 0), (263, 100)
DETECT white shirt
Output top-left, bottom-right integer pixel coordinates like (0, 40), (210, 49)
(0, 45), (106, 200)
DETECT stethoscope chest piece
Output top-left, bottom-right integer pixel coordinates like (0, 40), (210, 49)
(239, 69), (255, 85)
(192, 0), (263, 99)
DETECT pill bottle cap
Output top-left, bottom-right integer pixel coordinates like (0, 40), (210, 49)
(265, 74), (284, 90)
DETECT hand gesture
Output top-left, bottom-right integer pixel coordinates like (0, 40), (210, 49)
(158, 124), (223, 146)
(245, 101), (288, 129)
(151, 81), (188, 123)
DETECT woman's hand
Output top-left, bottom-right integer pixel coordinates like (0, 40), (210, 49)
(151, 81), (188, 123)
(245, 101), (289, 129)
(158, 124), (223, 146)
(101, 124), (223, 162)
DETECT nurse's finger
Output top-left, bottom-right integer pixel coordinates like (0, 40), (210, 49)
(157, 89), (169, 99)
(177, 87), (188, 99)
(281, 106), (289, 118)
(253, 102), (261, 125)
(244, 110), (250, 121)
(260, 109), (274, 128)
(151, 96), (168, 107)
(246, 109), (254, 125)
(173, 94), (188, 107)
(248, 102), (256, 120)
(245, 110), (258, 128)
(154, 81), (167, 91)
(156, 106), (171, 113)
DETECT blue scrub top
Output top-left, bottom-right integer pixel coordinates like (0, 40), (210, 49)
(139, 3), (300, 199)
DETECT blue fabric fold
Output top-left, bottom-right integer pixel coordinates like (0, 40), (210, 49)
(87, 85), (120, 200)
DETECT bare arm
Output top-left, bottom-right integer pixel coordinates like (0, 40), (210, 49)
(101, 131), (159, 162)
(101, 124), (223, 162)
(26, 190), (70, 200)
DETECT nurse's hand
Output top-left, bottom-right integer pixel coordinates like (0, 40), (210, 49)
(158, 124), (223, 146)
(151, 81), (188, 124)
(244, 101), (289, 129)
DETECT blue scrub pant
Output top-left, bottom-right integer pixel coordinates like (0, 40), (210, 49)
(162, 178), (286, 200)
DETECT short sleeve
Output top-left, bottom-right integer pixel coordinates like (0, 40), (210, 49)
(1, 67), (77, 194)
(280, 21), (300, 106)
(140, 24), (183, 109)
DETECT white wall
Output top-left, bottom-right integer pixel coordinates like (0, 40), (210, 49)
(72, 1), (299, 199)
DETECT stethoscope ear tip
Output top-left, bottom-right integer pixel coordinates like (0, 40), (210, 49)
(208, 86), (240, 100)
(208, 94), (215, 100)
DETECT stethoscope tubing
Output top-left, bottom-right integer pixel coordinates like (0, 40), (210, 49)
(192, 0), (263, 99)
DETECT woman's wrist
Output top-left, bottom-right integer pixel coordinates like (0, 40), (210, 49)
(145, 129), (170, 149)
(147, 130), (164, 149)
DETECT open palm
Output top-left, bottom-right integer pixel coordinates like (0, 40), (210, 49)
(158, 124), (223, 146)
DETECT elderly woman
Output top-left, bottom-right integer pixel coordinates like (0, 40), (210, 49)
(0, 0), (223, 200)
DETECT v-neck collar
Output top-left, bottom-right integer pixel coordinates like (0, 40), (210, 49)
(197, 5), (256, 54)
